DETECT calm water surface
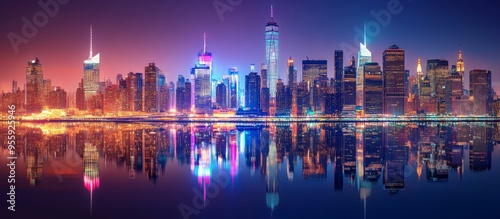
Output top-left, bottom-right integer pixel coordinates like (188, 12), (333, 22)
(1, 122), (499, 219)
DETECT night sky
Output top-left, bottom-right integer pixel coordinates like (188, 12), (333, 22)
(1, 0), (499, 93)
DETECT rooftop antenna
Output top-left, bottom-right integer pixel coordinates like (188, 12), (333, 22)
(363, 21), (367, 46)
(203, 33), (207, 54)
(270, 0), (274, 21)
(89, 25), (93, 59)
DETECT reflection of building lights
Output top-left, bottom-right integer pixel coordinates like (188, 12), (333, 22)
(84, 175), (100, 191)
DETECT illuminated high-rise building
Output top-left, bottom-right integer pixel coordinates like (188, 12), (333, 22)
(176, 76), (191, 114)
(302, 60), (327, 90)
(191, 35), (213, 115)
(335, 50), (344, 115)
(76, 79), (85, 110)
(245, 70), (261, 111)
(457, 49), (465, 76)
(343, 56), (357, 115)
(83, 26), (100, 109)
(228, 68), (239, 109)
(266, 2), (279, 98)
(287, 57), (297, 86)
(383, 45), (405, 116)
(134, 73), (143, 111)
(125, 72), (137, 111)
(470, 69), (492, 115)
(26, 58), (44, 113)
(427, 59), (449, 114)
(276, 79), (290, 116)
(363, 63), (383, 115)
(357, 23), (372, 109)
(416, 59), (423, 95)
(144, 63), (159, 113)
(168, 81), (176, 111)
(49, 87), (67, 109)
(192, 64), (212, 115)
(216, 82), (227, 109)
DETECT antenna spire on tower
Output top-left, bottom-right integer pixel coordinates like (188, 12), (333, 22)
(203, 32), (207, 54)
(270, 0), (274, 20)
(363, 21), (367, 46)
(90, 25), (93, 59)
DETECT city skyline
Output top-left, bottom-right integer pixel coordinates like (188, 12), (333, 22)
(1, 0), (500, 93)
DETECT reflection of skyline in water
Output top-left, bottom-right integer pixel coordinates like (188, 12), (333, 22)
(0, 122), (497, 217)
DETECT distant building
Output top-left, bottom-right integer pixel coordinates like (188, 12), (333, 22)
(229, 68), (239, 109)
(244, 71), (261, 112)
(176, 78), (191, 114)
(216, 82), (227, 109)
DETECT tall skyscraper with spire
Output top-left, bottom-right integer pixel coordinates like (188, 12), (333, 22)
(193, 33), (213, 115)
(416, 58), (423, 94)
(83, 25), (100, 108)
(456, 49), (464, 76)
(357, 23), (372, 109)
(266, 1), (279, 98)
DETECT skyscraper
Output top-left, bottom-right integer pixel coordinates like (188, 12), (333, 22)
(363, 63), (383, 115)
(427, 59), (449, 114)
(457, 49), (465, 76)
(192, 64), (212, 115)
(134, 73), (143, 111)
(287, 57), (297, 86)
(302, 60), (328, 89)
(266, 3), (279, 98)
(26, 58), (44, 113)
(125, 72), (137, 111)
(168, 82), (176, 111)
(228, 68), (239, 109)
(245, 71), (261, 112)
(303, 60), (327, 114)
(216, 82), (227, 109)
(335, 50), (344, 115)
(343, 56), (357, 115)
(470, 69), (492, 115)
(83, 26), (100, 109)
(176, 76), (191, 114)
(144, 63), (159, 113)
(416, 59), (423, 95)
(383, 45), (405, 116)
(357, 24), (372, 109)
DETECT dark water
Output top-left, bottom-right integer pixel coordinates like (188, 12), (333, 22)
(1, 122), (499, 219)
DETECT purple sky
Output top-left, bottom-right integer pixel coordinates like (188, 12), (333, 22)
(1, 0), (499, 93)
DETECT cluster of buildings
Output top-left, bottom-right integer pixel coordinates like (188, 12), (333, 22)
(1, 5), (498, 117)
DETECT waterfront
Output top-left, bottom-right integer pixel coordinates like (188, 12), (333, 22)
(1, 122), (499, 219)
